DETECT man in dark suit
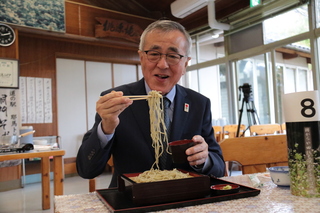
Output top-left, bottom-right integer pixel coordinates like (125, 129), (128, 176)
(76, 20), (225, 187)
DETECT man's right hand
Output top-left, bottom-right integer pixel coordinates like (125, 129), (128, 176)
(96, 91), (133, 134)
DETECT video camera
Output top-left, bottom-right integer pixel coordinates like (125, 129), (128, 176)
(238, 83), (253, 101)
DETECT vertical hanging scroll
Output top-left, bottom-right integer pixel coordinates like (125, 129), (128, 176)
(19, 77), (27, 124)
(0, 89), (20, 136)
(19, 77), (52, 124)
(44, 78), (52, 123)
(26, 77), (36, 123)
(35, 78), (44, 123)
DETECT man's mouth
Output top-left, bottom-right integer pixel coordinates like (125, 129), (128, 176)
(155, 74), (169, 79)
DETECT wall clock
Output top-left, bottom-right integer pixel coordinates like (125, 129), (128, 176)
(0, 23), (16, 47)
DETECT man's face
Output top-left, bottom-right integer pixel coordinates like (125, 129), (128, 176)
(139, 30), (191, 95)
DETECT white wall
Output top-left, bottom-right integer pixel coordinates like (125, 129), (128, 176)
(56, 59), (87, 158)
(56, 59), (138, 158)
(113, 64), (137, 87)
(85, 62), (112, 129)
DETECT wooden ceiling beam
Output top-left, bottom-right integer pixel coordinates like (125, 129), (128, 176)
(276, 47), (311, 60)
(282, 52), (299, 60)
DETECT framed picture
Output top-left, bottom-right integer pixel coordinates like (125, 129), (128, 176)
(0, 58), (19, 89)
(0, 0), (65, 33)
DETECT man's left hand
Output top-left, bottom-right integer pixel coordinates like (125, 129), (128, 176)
(186, 135), (209, 166)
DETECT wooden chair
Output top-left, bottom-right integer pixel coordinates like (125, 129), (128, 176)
(281, 123), (286, 133)
(212, 126), (223, 142)
(220, 124), (246, 175)
(222, 124), (246, 138)
(219, 134), (288, 175)
(249, 124), (281, 136)
(89, 156), (114, 192)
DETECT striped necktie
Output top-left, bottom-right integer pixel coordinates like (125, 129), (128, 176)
(159, 97), (171, 170)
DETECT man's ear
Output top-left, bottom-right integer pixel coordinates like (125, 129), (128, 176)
(184, 57), (191, 68)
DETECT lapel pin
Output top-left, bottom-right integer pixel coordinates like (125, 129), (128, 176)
(184, 103), (189, 112)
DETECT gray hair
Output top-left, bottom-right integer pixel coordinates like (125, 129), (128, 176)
(139, 20), (192, 56)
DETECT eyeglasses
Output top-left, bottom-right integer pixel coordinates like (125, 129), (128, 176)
(143, 50), (186, 65)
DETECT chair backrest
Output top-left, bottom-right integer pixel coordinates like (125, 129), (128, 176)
(219, 134), (288, 174)
(249, 124), (281, 136)
(281, 123), (286, 133)
(212, 126), (223, 142)
(223, 124), (246, 138)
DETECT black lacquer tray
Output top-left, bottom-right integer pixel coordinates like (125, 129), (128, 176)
(96, 177), (260, 213)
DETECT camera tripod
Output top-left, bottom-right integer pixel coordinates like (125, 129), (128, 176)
(236, 84), (260, 137)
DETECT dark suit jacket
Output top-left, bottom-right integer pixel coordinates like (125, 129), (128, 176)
(76, 78), (225, 187)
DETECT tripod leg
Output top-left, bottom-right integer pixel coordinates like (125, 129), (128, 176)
(251, 101), (260, 125)
(236, 99), (245, 137)
(246, 102), (253, 129)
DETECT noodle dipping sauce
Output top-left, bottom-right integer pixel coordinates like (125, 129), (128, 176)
(169, 139), (195, 164)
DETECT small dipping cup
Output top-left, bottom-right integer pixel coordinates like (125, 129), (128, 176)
(169, 139), (195, 164)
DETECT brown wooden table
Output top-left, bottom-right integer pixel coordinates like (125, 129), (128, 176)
(0, 149), (65, 210)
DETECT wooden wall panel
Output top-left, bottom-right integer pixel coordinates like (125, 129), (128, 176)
(18, 35), (140, 137)
(65, 1), (152, 38)
(65, 3), (81, 35)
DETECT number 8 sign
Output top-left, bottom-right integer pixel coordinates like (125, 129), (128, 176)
(283, 90), (320, 198)
(283, 91), (320, 122)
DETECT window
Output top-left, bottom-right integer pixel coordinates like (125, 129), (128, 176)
(185, 64), (230, 125)
(198, 66), (221, 120)
(185, 70), (199, 92)
(284, 66), (296, 94)
(275, 65), (284, 123)
(219, 64), (229, 123)
(297, 68), (308, 92)
(190, 31), (225, 65)
(185, 3), (317, 128)
(264, 5), (308, 45)
(315, 0), (320, 28)
(236, 55), (270, 125)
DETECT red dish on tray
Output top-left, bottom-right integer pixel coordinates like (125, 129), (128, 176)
(210, 184), (240, 195)
(117, 170), (210, 205)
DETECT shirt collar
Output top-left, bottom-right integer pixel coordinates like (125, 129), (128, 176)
(144, 80), (176, 103)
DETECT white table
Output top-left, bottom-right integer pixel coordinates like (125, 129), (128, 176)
(55, 173), (320, 213)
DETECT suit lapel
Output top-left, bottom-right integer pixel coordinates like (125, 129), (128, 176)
(170, 85), (189, 142)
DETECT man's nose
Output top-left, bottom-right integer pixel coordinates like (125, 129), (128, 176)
(157, 55), (169, 68)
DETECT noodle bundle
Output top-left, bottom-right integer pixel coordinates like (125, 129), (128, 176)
(147, 90), (171, 170)
(131, 169), (192, 183)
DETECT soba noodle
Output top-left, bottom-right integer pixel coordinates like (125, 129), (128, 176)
(128, 91), (191, 182)
(131, 168), (192, 183)
(131, 90), (191, 183)
(147, 90), (171, 170)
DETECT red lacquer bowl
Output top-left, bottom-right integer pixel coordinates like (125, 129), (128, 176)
(210, 184), (240, 195)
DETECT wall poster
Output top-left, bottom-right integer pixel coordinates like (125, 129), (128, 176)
(0, 58), (19, 89)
